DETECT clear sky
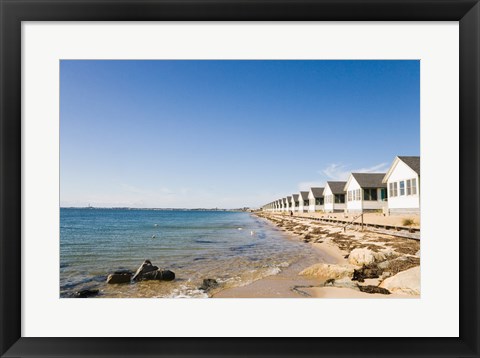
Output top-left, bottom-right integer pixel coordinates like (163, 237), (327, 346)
(60, 60), (419, 209)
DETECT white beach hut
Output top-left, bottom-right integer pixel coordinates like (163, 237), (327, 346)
(382, 156), (420, 215)
(298, 191), (309, 213)
(323, 181), (346, 213)
(285, 196), (292, 212)
(308, 187), (324, 212)
(344, 173), (387, 214)
(290, 194), (300, 213)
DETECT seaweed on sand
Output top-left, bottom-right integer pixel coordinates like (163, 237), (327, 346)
(388, 240), (420, 255)
(357, 285), (390, 295)
(310, 227), (329, 235)
(381, 256), (420, 276)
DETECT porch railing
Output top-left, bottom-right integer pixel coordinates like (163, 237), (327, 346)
(343, 213), (364, 232)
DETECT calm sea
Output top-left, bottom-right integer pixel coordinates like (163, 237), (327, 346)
(60, 208), (312, 298)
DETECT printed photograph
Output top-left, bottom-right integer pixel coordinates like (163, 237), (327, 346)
(60, 60), (420, 298)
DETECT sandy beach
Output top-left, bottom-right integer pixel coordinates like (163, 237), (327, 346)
(213, 212), (420, 298)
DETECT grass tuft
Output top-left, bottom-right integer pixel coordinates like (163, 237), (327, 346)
(402, 218), (416, 226)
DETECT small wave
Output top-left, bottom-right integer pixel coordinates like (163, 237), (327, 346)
(263, 266), (281, 276)
(194, 240), (214, 244)
(230, 243), (256, 252)
(164, 285), (209, 298)
(218, 264), (285, 290)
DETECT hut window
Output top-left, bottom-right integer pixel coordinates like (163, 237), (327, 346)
(411, 178), (417, 195)
(399, 181), (405, 196)
(406, 180), (412, 195)
(335, 194), (345, 203)
(389, 182), (398, 197)
(364, 189), (378, 201)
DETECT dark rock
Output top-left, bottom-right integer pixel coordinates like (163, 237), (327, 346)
(199, 279), (219, 291)
(114, 269), (133, 275)
(352, 265), (383, 282)
(107, 272), (132, 284)
(75, 289), (99, 298)
(139, 269), (175, 281)
(358, 285), (391, 295)
(132, 259), (159, 281)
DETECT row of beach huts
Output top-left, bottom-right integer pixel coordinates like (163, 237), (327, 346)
(261, 156), (420, 216)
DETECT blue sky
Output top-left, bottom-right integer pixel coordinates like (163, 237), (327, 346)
(60, 60), (419, 208)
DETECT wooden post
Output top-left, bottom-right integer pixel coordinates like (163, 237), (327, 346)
(361, 213), (364, 231)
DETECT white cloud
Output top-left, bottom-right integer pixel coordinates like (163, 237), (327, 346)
(320, 162), (389, 181)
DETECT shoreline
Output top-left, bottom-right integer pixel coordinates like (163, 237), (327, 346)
(213, 212), (420, 298)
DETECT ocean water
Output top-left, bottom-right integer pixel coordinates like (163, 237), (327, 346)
(60, 208), (313, 298)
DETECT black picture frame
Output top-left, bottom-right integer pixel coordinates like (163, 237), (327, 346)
(1, 0), (479, 357)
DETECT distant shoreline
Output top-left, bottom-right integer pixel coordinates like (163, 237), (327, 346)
(60, 207), (251, 212)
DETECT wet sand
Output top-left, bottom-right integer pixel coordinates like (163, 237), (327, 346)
(213, 245), (333, 298)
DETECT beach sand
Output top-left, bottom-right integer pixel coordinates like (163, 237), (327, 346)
(213, 212), (420, 298)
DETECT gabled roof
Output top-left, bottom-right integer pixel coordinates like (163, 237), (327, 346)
(348, 173), (387, 189)
(286, 196), (292, 200)
(325, 181), (347, 195)
(398, 156), (420, 175)
(291, 194), (299, 201)
(299, 191), (309, 200)
(310, 187), (325, 198)
(383, 156), (420, 183)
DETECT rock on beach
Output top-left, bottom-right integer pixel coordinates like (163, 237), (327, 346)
(199, 278), (219, 292)
(107, 270), (133, 284)
(132, 260), (175, 282)
(379, 266), (420, 295)
(139, 269), (175, 281)
(299, 263), (355, 280)
(348, 248), (386, 266)
(75, 289), (99, 298)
